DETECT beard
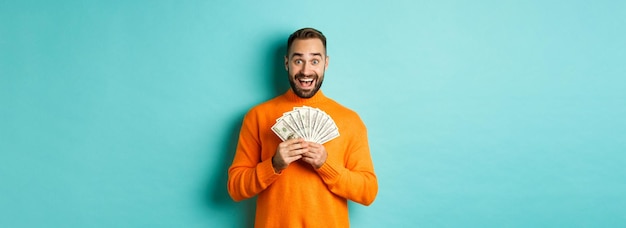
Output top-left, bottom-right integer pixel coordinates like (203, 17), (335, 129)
(288, 72), (324, 98)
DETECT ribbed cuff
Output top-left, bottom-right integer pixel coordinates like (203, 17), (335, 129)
(316, 157), (343, 184)
(257, 158), (281, 189)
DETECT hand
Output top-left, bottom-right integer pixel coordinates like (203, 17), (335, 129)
(272, 138), (308, 173)
(301, 142), (327, 169)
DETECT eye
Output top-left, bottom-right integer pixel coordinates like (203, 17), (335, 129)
(294, 59), (302, 64)
(312, 59), (319, 65)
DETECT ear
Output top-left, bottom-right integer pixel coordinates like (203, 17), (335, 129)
(325, 55), (330, 70)
(284, 55), (289, 71)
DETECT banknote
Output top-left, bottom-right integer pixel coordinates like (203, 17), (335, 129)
(271, 106), (339, 144)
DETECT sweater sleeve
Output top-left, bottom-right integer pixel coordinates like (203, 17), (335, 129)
(315, 120), (378, 206)
(227, 110), (280, 202)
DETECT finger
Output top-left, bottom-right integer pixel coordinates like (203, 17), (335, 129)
(308, 142), (323, 149)
(309, 143), (326, 155)
(288, 147), (308, 157)
(278, 141), (293, 150)
(285, 154), (303, 163)
(300, 150), (312, 158)
(279, 138), (300, 148)
(288, 141), (309, 151)
(301, 151), (317, 159)
(285, 138), (305, 145)
(278, 141), (303, 155)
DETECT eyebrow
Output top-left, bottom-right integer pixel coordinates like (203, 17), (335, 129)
(291, 52), (323, 58)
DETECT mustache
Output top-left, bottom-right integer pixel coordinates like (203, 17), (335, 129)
(295, 73), (317, 79)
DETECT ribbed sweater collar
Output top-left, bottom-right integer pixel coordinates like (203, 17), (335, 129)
(283, 89), (328, 105)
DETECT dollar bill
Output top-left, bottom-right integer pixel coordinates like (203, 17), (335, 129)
(271, 106), (340, 144)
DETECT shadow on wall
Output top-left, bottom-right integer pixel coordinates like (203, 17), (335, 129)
(205, 113), (254, 227)
(205, 35), (289, 228)
(271, 40), (289, 95)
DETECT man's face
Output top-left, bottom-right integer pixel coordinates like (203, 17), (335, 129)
(285, 38), (329, 98)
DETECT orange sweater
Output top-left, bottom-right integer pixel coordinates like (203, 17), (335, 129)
(228, 89), (378, 228)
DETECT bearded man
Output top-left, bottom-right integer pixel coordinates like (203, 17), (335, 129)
(227, 27), (378, 228)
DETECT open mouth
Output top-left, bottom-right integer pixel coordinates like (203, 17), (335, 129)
(298, 78), (315, 89)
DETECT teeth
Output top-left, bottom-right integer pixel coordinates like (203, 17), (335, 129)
(300, 79), (313, 82)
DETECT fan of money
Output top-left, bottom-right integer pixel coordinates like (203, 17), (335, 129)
(271, 106), (340, 144)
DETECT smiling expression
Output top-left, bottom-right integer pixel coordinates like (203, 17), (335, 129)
(285, 38), (329, 98)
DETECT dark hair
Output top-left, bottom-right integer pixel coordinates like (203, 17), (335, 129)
(286, 27), (327, 55)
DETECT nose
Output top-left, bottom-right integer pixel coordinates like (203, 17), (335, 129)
(300, 62), (312, 75)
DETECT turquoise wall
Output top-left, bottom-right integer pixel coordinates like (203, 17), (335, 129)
(1, 0), (625, 227)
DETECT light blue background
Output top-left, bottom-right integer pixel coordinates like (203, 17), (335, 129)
(1, 0), (625, 227)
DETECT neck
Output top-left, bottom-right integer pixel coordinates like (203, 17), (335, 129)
(284, 89), (327, 105)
